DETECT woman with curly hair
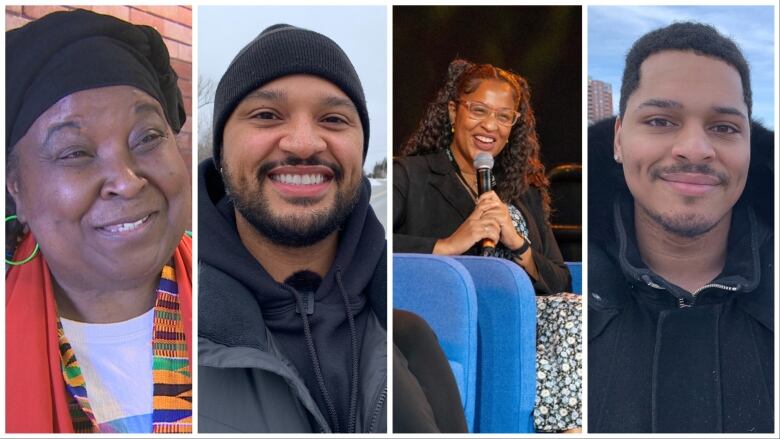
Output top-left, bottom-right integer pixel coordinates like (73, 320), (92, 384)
(394, 59), (581, 432)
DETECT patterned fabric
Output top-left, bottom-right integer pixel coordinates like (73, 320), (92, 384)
(533, 294), (582, 431)
(494, 203), (531, 260)
(494, 210), (582, 432)
(58, 263), (192, 433)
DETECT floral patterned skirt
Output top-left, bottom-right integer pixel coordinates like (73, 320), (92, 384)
(533, 293), (582, 432)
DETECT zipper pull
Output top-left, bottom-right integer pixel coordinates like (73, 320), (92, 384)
(678, 297), (692, 308)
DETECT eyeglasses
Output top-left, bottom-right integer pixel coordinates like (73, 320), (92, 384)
(458, 100), (521, 127)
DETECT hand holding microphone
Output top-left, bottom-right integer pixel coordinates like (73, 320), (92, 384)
(474, 152), (496, 256)
(432, 152), (509, 256)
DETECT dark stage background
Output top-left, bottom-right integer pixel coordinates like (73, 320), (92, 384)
(393, 6), (582, 169)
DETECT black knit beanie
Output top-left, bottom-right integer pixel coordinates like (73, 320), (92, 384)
(212, 24), (370, 167)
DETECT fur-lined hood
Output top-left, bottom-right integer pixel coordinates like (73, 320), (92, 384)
(588, 116), (774, 241)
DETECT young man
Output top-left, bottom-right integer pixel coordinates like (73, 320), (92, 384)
(198, 24), (387, 433)
(588, 22), (774, 433)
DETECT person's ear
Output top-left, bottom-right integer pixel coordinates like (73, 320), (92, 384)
(448, 101), (457, 128)
(6, 167), (26, 223)
(613, 117), (623, 164)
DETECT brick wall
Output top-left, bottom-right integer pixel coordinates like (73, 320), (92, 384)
(5, 5), (193, 174)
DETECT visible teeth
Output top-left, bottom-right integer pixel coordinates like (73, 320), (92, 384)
(273, 174), (325, 185)
(476, 135), (495, 143)
(103, 215), (148, 233)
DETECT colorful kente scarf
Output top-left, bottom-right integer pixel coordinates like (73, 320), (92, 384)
(6, 234), (192, 433)
(58, 264), (192, 433)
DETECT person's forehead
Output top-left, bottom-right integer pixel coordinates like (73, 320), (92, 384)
(244, 74), (354, 105)
(632, 50), (745, 109)
(34, 86), (165, 128)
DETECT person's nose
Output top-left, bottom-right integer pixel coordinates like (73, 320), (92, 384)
(672, 124), (715, 163)
(278, 116), (327, 158)
(479, 111), (500, 131)
(99, 147), (147, 199)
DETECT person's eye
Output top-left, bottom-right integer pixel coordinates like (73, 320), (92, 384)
(59, 149), (90, 160)
(322, 114), (349, 125)
(710, 124), (740, 135)
(497, 113), (514, 124)
(470, 105), (489, 117)
(140, 132), (163, 144)
(134, 129), (166, 151)
(251, 109), (282, 121)
(55, 147), (93, 164)
(645, 118), (676, 128)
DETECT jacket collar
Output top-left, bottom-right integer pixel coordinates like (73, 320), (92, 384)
(612, 193), (768, 310)
(425, 149), (476, 221)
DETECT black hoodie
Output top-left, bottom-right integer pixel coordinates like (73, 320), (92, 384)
(198, 159), (387, 433)
(588, 117), (774, 433)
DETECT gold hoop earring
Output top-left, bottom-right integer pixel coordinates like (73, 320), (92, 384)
(5, 215), (39, 266)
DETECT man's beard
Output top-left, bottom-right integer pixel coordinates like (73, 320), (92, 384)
(223, 157), (362, 247)
(640, 205), (720, 238)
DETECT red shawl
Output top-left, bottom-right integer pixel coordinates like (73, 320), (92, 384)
(5, 234), (193, 433)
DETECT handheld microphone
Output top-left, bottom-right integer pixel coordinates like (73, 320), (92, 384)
(473, 152), (495, 256)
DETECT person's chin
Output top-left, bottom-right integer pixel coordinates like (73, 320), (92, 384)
(91, 246), (173, 283)
(652, 209), (721, 238)
(94, 219), (180, 268)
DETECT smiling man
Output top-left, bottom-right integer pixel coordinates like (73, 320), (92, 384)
(588, 22), (774, 433)
(198, 24), (387, 433)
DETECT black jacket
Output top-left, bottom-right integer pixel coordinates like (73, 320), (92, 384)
(588, 117), (774, 433)
(197, 160), (387, 433)
(393, 150), (570, 294)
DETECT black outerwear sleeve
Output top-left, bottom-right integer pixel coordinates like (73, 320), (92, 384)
(393, 159), (439, 253)
(518, 188), (570, 294)
(393, 152), (571, 295)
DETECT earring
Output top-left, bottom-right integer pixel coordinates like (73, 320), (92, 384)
(5, 215), (39, 266)
(614, 154), (621, 163)
(451, 126), (455, 134)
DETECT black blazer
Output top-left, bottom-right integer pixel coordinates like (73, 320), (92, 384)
(393, 150), (570, 295)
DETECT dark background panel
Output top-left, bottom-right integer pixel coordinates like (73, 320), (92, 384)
(393, 5), (582, 169)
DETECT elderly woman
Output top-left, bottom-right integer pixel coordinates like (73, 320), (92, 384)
(5, 10), (192, 433)
(394, 59), (581, 432)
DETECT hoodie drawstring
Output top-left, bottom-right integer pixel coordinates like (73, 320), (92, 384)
(281, 269), (360, 434)
(336, 268), (359, 434)
(282, 283), (341, 432)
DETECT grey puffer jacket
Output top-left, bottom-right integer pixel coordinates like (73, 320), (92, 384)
(197, 160), (387, 433)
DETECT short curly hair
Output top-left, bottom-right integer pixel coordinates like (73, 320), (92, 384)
(400, 59), (551, 219)
(619, 21), (751, 118)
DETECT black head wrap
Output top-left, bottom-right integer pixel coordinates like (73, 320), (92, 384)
(5, 9), (185, 152)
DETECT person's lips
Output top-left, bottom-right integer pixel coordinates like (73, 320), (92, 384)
(660, 172), (722, 196)
(95, 212), (156, 236)
(267, 165), (334, 198)
(473, 134), (497, 151)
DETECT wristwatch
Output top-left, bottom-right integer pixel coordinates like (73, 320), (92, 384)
(510, 239), (530, 258)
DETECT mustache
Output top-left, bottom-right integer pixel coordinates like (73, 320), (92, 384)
(650, 163), (728, 185)
(257, 156), (343, 181)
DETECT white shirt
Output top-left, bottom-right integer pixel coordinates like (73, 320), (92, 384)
(60, 309), (154, 433)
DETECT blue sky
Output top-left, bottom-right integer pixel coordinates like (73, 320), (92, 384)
(198, 6), (387, 171)
(588, 5), (775, 129)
